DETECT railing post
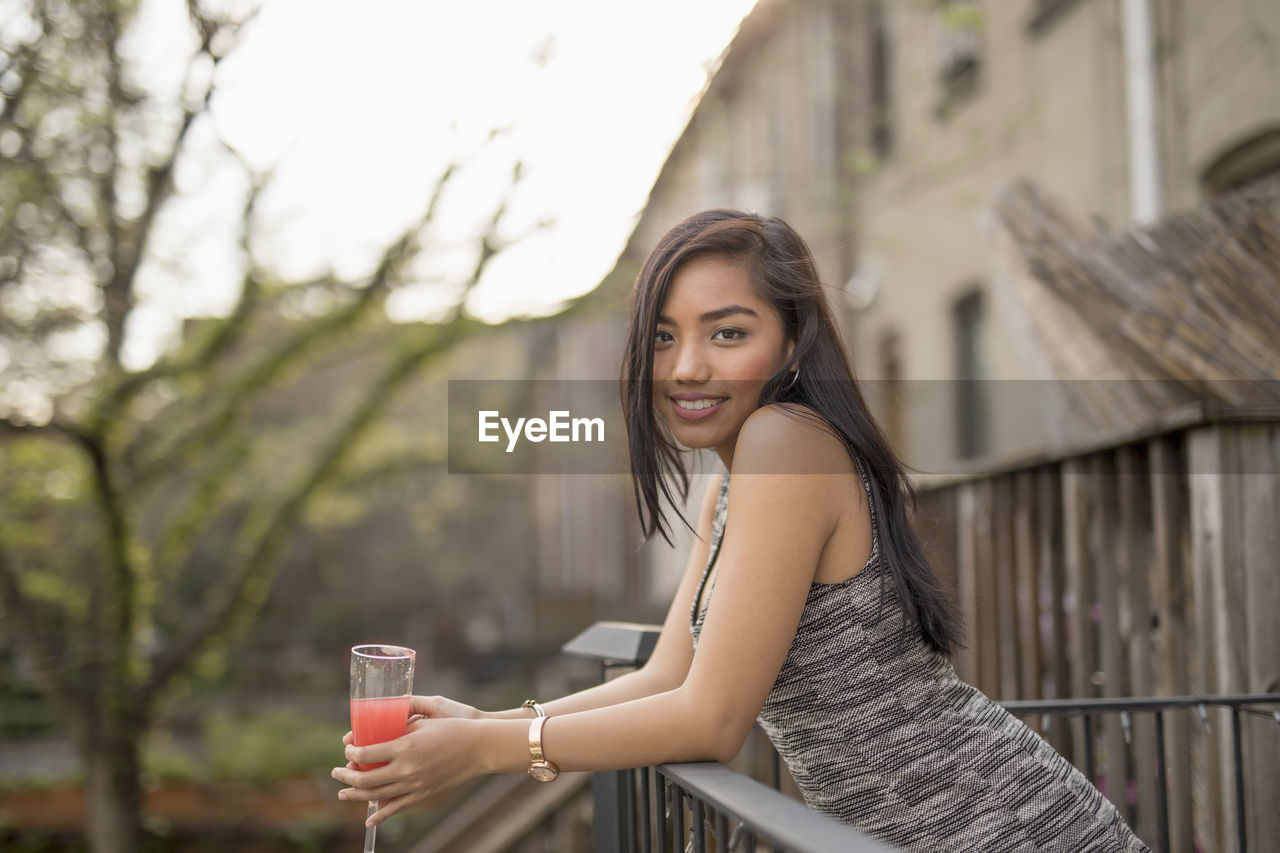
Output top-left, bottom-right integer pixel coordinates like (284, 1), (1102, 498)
(592, 769), (627, 852)
(623, 765), (637, 852)
(639, 767), (651, 852)
(672, 783), (685, 850)
(1154, 710), (1170, 853)
(1232, 707), (1247, 853)
(657, 772), (669, 852)
(1083, 714), (1096, 783)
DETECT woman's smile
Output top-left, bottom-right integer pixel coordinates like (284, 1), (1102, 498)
(670, 393), (729, 419)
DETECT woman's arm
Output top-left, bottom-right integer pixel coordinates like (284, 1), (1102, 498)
(335, 409), (848, 824)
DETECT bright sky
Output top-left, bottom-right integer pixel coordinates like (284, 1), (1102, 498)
(122, 0), (757, 369)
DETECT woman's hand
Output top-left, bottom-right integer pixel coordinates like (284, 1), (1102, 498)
(333, 715), (484, 826)
(339, 694), (487, 748)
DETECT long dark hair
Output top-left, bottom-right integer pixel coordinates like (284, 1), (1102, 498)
(620, 209), (964, 657)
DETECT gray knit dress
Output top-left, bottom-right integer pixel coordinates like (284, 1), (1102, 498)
(689, 468), (1150, 853)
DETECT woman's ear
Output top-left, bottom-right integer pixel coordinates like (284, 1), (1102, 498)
(784, 338), (796, 364)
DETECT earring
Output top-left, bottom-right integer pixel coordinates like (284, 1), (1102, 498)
(785, 367), (801, 390)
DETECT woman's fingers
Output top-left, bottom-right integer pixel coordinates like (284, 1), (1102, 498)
(365, 791), (426, 826)
(332, 766), (420, 803)
(409, 694), (459, 718)
(409, 694), (480, 720)
(344, 740), (395, 767)
(333, 758), (400, 790)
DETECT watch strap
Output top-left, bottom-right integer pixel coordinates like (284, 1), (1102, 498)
(529, 714), (550, 763)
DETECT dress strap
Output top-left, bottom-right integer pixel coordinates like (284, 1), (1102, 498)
(689, 474), (730, 632)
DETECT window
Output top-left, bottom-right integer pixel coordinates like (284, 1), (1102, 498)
(953, 289), (988, 459)
(870, 0), (893, 157)
(1027, 0), (1088, 36)
(878, 328), (904, 451)
(935, 0), (983, 119)
(1201, 128), (1280, 197)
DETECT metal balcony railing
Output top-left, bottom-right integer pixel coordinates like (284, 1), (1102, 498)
(563, 622), (895, 852)
(563, 621), (1280, 853)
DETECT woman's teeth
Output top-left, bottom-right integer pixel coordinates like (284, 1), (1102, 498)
(675, 398), (724, 411)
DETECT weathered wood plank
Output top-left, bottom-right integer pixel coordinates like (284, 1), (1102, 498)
(1038, 464), (1071, 757)
(1092, 452), (1130, 817)
(993, 475), (1020, 700)
(1188, 425), (1248, 852)
(1117, 443), (1158, 844)
(955, 483), (979, 685)
(1147, 434), (1192, 853)
(1237, 423), (1280, 852)
(973, 478), (999, 697)
(915, 488), (960, 628)
(1013, 469), (1041, 701)
(1062, 456), (1096, 771)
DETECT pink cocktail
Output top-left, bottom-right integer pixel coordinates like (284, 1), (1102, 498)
(349, 644), (415, 853)
(350, 695), (413, 770)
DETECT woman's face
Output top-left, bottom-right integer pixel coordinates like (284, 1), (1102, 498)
(651, 255), (794, 467)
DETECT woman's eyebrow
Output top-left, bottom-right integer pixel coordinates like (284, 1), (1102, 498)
(657, 304), (760, 325)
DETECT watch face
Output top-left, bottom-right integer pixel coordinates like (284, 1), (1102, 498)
(529, 761), (559, 782)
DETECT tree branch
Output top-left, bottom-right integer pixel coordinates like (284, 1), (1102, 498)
(129, 160), (460, 485)
(75, 428), (146, 704)
(98, 1), (256, 366)
(100, 7), (128, 365)
(0, 3), (48, 132)
(140, 159), (529, 697)
(141, 314), (476, 698)
(92, 175), (272, 434)
(10, 134), (101, 267)
(149, 425), (250, 584)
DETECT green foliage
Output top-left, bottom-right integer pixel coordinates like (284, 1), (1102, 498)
(279, 813), (345, 853)
(139, 733), (201, 788)
(0, 439), (97, 633)
(0, 677), (56, 737)
(0, 825), (72, 853)
(205, 710), (346, 789)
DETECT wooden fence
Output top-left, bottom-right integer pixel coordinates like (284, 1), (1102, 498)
(914, 416), (1280, 853)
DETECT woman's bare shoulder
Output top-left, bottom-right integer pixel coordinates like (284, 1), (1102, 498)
(731, 404), (856, 478)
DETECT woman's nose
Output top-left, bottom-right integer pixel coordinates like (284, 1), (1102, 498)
(670, 342), (711, 384)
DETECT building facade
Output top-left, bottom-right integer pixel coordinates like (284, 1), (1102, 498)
(606, 0), (1280, 475)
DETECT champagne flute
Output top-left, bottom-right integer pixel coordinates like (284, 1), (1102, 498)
(350, 644), (416, 853)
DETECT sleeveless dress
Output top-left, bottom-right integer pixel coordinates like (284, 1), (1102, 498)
(689, 465), (1150, 853)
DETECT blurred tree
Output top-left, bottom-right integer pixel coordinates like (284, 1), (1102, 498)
(0, 2), (550, 850)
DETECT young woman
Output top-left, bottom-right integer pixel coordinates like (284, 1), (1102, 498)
(333, 210), (1149, 852)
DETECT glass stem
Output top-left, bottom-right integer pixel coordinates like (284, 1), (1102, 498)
(363, 800), (378, 852)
